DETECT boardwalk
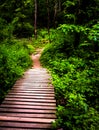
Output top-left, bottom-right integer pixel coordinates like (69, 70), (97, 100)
(0, 51), (56, 129)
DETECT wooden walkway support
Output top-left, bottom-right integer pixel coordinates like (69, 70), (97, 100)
(0, 68), (56, 129)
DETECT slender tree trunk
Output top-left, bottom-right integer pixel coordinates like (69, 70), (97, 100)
(46, 0), (51, 43)
(34, 0), (37, 39)
(74, 0), (81, 49)
(58, 0), (61, 12)
(54, 0), (58, 28)
(46, 0), (50, 35)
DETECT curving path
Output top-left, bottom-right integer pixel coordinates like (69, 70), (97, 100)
(0, 49), (56, 129)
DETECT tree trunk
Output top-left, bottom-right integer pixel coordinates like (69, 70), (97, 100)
(54, 0), (58, 28)
(34, 0), (37, 39)
(46, 0), (51, 43)
(58, 0), (61, 12)
(74, 0), (81, 49)
(46, 0), (50, 35)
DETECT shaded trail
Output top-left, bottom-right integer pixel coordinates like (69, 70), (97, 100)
(31, 48), (43, 68)
(0, 49), (56, 129)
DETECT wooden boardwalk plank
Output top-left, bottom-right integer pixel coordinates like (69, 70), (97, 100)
(2, 101), (56, 106)
(0, 68), (56, 129)
(10, 89), (54, 93)
(5, 95), (55, 99)
(0, 108), (56, 114)
(0, 116), (55, 123)
(0, 122), (52, 129)
(0, 113), (56, 119)
(4, 98), (56, 103)
(11, 88), (54, 90)
(0, 104), (56, 110)
(7, 93), (54, 96)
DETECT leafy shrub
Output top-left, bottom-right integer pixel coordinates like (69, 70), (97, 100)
(40, 27), (99, 129)
(0, 39), (32, 103)
(42, 55), (99, 129)
(32, 29), (52, 48)
(15, 38), (35, 54)
(0, 18), (14, 41)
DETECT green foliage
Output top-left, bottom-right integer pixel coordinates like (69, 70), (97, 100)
(40, 27), (99, 129)
(54, 105), (99, 130)
(63, 0), (99, 25)
(0, 0), (34, 37)
(41, 53), (99, 129)
(32, 29), (51, 48)
(0, 18), (14, 41)
(88, 23), (99, 41)
(87, 23), (99, 52)
(58, 24), (89, 34)
(0, 39), (32, 103)
(0, 0), (99, 129)
(15, 38), (35, 54)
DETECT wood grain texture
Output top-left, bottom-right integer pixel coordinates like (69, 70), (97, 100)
(0, 68), (56, 129)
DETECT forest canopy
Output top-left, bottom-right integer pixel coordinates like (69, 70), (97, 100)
(0, 0), (99, 129)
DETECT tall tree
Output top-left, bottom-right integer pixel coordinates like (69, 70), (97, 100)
(34, 0), (37, 39)
(54, 0), (58, 28)
(58, 0), (61, 12)
(46, 0), (50, 34)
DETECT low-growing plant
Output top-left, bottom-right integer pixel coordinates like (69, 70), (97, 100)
(0, 39), (32, 103)
(40, 26), (99, 129)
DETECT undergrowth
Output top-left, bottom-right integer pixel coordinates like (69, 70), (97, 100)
(40, 26), (99, 130)
(0, 27), (50, 103)
(0, 38), (34, 103)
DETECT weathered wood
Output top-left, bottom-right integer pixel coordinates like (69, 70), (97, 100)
(0, 113), (56, 119)
(2, 101), (56, 106)
(6, 93), (55, 97)
(14, 83), (52, 87)
(4, 98), (56, 103)
(9, 90), (54, 94)
(0, 104), (56, 110)
(0, 128), (45, 130)
(0, 116), (55, 123)
(15, 84), (51, 86)
(0, 122), (52, 129)
(0, 68), (56, 129)
(6, 95), (55, 99)
(11, 88), (54, 91)
(0, 108), (56, 114)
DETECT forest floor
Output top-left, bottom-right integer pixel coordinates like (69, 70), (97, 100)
(31, 48), (43, 68)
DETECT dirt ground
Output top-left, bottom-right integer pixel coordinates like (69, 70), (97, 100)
(31, 48), (43, 68)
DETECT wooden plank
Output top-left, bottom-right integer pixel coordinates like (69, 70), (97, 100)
(0, 113), (56, 119)
(4, 98), (56, 103)
(0, 128), (41, 130)
(0, 67), (56, 129)
(14, 83), (52, 86)
(0, 116), (55, 123)
(11, 88), (54, 91)
(6, 95), (55, 99)
(10, 89), (54, 92)
(13, 86), (53, 89)
(0, 122), (52, 129)
(2, 101), (56, 106)
(10, 90), (54, 94)
(0, 108), (56, 114)
(0, 104), (56, 110)
(6, 93), (55, 97)
(20, 79), (51, 81)
(16, 81), (50, 83)
(0, 128), (29, 130)
(14, 83), (51, 87)
(0, 128), (49, 130)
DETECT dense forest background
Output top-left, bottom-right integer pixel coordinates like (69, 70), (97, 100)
(0, 0), (99, 129)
